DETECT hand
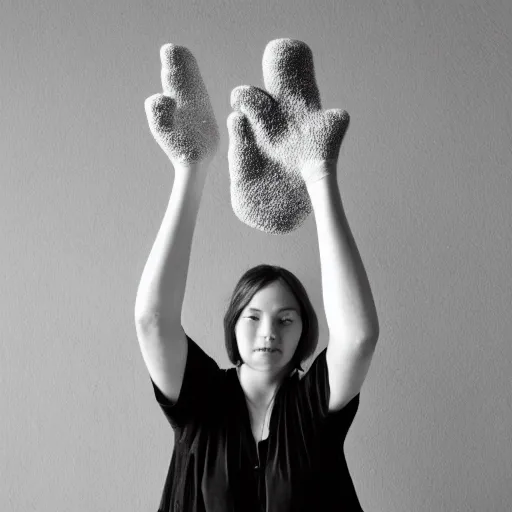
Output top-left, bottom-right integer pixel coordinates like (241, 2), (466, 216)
(145, 44), (220, 167)
(228, 39), (349, 187)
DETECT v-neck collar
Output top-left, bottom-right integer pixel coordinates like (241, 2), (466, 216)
(230, 367), (297, 405)
(228, 367), (298, 442)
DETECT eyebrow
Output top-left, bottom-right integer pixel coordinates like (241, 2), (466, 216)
(247, 307), (298, 313)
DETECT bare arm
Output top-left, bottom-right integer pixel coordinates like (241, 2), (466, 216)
(227, 39), (379, 412)
(134, 165), (207, 321)
(134, 43), (219, 403)
(134, 166), (208, 404)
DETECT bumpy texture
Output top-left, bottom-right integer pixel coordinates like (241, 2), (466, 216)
(228, 38), (350, 234)
(145, 44), (220, 165)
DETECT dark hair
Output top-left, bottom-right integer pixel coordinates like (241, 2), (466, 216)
(223, 264), (319, 372)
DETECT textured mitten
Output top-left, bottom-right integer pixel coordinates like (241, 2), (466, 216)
(145, 44), (220, 166)
(228, 38), (349, 234)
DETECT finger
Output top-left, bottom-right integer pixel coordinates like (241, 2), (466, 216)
(159, 44), (209, 107)
(324, 108), (350, 148)
(144, 93), (177, 135)
(262, 38), (321, 113)
(325, 108), (350, 135)
(230, 85), (279, 137)
(227, 112), (263, 175)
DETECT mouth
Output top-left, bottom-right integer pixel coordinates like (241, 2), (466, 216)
(255, 348), (279, 353)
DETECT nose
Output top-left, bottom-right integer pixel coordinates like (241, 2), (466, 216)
(259, 319), (279, 340)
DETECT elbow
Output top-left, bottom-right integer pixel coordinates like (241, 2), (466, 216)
(354, 328), (379, 357)
(363, 328), (379, 347)
(134, 310), (156, 328)
(134, 307), (163, 327)
(359, 316), (380, 346)
(367, 306), (380, 340)
(367, 316), (380, 343)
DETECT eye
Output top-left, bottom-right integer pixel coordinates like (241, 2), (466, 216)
(246, 316), (292, 324)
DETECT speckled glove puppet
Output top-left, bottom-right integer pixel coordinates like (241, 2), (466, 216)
(228, 38), (350, 234)
(144, 44), (220, 166)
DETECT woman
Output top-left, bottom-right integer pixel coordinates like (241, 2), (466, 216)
(135, 41), (379, 512)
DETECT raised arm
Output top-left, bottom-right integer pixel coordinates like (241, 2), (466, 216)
(227, 39), (379, 412)
(134, 166), (208, 322)
(134, 167), (208, 403)
(134, 44), (219, 403)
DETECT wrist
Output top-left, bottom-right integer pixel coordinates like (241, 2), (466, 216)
(303, 160), (338, 190)
(173, 162), (209, 190)
(174, 158), (210, 176)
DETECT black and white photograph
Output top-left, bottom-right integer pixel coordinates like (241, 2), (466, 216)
(2, 1), (511, 511)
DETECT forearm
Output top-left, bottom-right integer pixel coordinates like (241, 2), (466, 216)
(134, 163), (208, 323)
(305, 167), (379, 343)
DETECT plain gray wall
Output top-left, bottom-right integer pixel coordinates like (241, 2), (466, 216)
(2, 0), (511, 511)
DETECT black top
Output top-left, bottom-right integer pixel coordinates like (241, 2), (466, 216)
(150, 331), (363, 512)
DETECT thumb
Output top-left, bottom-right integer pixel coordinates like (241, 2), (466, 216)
(322, 109), (350, 157)
(324, 108), (350, 139)
(144, 93), (177, 136)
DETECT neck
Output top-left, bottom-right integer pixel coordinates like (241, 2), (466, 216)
(237, 363), (295, 406)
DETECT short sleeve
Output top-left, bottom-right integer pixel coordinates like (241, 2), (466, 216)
(297, 347), (360, 439)
(150, 330), (222, 430)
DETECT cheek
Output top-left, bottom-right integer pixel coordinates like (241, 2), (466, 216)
(282, 323), (303, 347)
(235, 322), (254, 346)
(236, 320), (249, 336)
(292, 320), (303, 338)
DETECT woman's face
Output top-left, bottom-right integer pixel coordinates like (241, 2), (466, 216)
(234, 280), (303, 373)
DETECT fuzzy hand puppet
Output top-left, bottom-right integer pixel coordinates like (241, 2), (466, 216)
(145, 44), (220, 166)
(228, 38), (350, 234)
